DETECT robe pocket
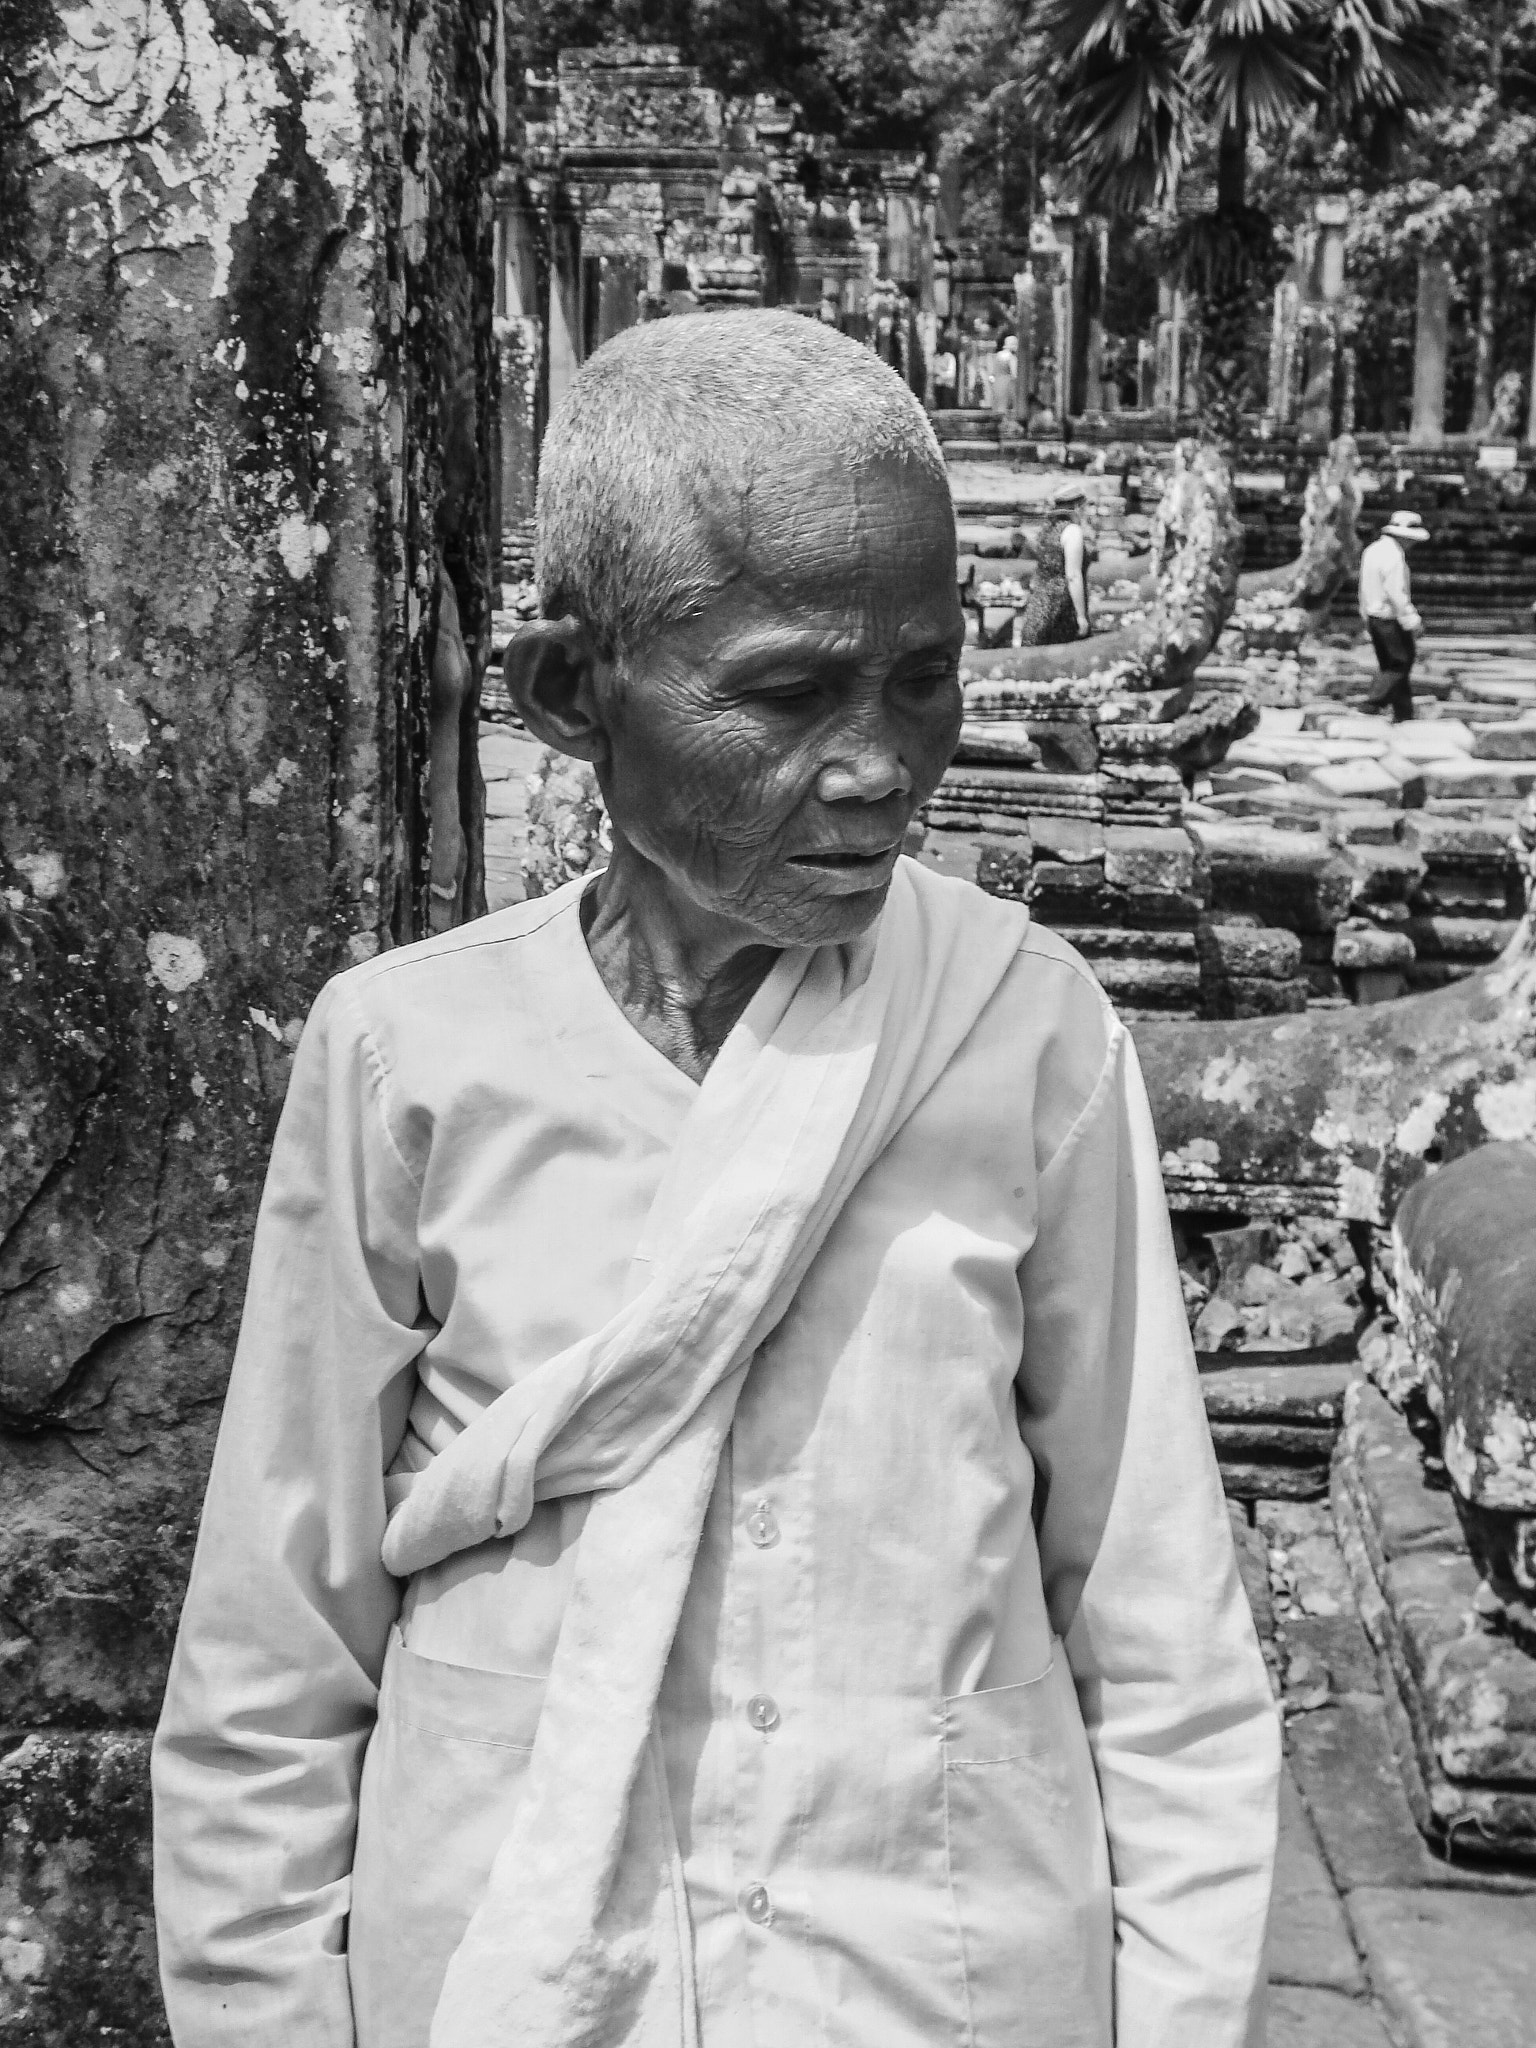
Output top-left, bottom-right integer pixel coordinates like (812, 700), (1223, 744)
(941, 1650), (1113, 2048)
(349, 1628), (546, 2048)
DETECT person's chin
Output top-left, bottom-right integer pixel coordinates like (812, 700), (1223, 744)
(769, 862), (900, 946)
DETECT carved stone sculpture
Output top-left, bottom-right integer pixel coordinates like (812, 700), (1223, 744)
(1237, 432), (1363, 614)
(1393, 1144), (1536, 1639)
(1136, 796), (1536, 1226)
(949, 442), (1254, 830)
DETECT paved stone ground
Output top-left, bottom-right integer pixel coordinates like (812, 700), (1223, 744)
(1235, 1496), (1536, 2047)
(479, 716), (1536, 2047)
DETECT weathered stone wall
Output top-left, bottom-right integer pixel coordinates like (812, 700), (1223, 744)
(0, 3), (498, 2038)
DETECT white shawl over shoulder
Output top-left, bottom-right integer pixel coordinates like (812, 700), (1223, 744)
(377, 859), (1029, 2048)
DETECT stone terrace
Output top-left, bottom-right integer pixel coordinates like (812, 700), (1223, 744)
(921, 455), (1534, 1026)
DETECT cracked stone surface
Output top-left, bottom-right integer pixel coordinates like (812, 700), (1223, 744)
(1, 4), (498, 2040)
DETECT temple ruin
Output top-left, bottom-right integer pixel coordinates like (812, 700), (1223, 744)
(3, 10), (1536, 2045)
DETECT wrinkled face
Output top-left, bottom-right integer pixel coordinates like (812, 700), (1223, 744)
(594, 450), (964, 949)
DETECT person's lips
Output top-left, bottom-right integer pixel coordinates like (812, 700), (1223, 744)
(786, 840), (903, 884)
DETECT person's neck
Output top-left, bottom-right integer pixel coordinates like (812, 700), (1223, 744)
(581, 835), (781, 1085)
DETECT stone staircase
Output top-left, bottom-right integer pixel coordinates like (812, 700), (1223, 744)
(939, 432), (1536, 631)
(932, 408), (1005, 455)
(1241, 503), (1536, 634)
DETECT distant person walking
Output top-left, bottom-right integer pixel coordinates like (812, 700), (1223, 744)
(1358, 510), (1429, 721)
(931, 338), (958, 409)
(990, 334), (1018, 417)
(1018, 480), (1095, 645)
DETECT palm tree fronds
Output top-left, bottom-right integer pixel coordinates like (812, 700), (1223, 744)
(1326, 0), (1452, 119)
(1032, 0), (1189, 204)
(1187, 26), (1321, 134)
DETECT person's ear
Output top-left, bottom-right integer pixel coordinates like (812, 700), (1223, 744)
(503, 618), (610, 766)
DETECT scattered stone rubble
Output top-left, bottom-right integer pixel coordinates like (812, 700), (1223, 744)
(1172, 1216), (1364, 1501)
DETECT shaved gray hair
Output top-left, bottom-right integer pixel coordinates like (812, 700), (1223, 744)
(535, 309), (950, 662)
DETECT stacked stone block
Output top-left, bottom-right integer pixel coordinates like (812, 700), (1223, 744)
(1401, 814), (1525, 991)
(975, 820), (1208, 1017)
(1186, 820), (1352, 1016)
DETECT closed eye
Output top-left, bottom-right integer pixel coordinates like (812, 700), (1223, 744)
(757, 680), (824, 707)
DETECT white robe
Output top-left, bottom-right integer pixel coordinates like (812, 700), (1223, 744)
(151, 859), (1279, 2048)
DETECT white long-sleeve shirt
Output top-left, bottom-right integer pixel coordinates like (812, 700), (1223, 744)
(1358, 534), (1423, 633)
(151, 876), (1279, 2048)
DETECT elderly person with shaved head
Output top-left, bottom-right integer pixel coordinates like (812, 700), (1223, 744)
(152, 313), (1278, 2048)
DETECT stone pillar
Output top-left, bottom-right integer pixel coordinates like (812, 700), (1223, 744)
(1316, 195), (1348, 302)
(547, 210), (584, 416)
(1154, 279), (1185, 414)
(593, 255), (645, 346)
(1051, 209), (1079, 423)
(1137, 338), (1157, 411)
(1298, 195), (1351, 442)
(0, 3), (500, 2038)
(1056, 266), (1073, 417)
(1269, 278), (1301, 428)
(1013, 268), (1034, 423)
(1411, 254), (1451, 446)
(1083, 221), (1109, 416)
(496, 177), (544, 581)
(881, 179), (924, 290)
(1181, 322), (1201, 415)
(1298, 311), (1337, 440)
(1525, 314), (1536, 447)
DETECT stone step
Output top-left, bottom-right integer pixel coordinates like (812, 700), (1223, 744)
(1333, 1381), (1536, 1862)
(1422, 758), (1536, 801)
(1201, 1359), (1354, 1423)
(1205, 1363), (1352, 1502)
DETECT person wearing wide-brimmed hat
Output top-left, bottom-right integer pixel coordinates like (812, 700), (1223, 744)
(1017, 479), (1096, 645)
(1358, 508), (1429, 721)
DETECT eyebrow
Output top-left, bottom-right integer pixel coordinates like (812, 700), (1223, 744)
(711, 624), (962, 678)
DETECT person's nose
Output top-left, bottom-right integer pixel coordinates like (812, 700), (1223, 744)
(814, 697), (914, 806)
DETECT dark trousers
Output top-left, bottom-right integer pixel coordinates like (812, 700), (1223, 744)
(1365, 617), (1417, 721)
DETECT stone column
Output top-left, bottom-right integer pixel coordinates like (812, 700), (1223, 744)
(1298, 312), (1337, 440)
(1299, 195), (1350, 441)
(0, 4), (500, 2038)
(1137, 338), (1157, 411)
(1269, 278), (1301, 428)
(496, 176), (544, 580)
(547, 209), (584, 416)
(1181, 321), (1201, 415)
(1083, 220), (1109, 416)
(1052, 242), (1077, 422)
(1525, 314), (1536, 447)
(1154, 279), (1185, 414)
(1316, 194), (1348, 302)
(1013, 267), (1035, 423)
(1411, 254), (1451, 446)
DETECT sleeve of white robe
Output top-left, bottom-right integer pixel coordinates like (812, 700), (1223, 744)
(150, 976), (426, 2048)
(1016, 999), (1281, 2048)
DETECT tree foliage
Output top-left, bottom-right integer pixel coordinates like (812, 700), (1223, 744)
(1017, 0), (1449, 434)
(1027, 0), (1449, 212)
(513, 0), (1536, 438)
